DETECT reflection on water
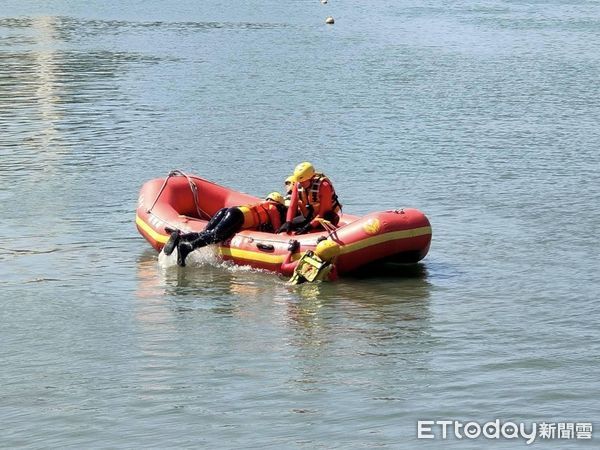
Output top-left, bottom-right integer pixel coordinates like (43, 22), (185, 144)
(139, 248), (432, 317)
(31, 17), (61, 155)
(0, 16), (289, 40)
(0, 15), (162, 184)
(135, 248), (434, 374)
(134, 247), (436, 426)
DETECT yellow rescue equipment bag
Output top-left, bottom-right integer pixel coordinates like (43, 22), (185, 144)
(289, 251), (333, 285)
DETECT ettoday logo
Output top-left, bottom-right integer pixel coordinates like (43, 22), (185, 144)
(417, 420), (592, 444)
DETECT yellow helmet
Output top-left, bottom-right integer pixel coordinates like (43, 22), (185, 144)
(289, 162), (315, 183)
(314, 239), (340, 262)
(284, 175), (295, 186)
(265, 192), (285, 205)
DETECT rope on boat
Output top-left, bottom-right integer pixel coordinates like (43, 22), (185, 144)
(146, 169), (209, 220)
(313, 217), (341, 242)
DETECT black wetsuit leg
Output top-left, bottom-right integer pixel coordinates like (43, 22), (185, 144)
(191, 208), (244, 249)
(176, 207), (245, 266)
(177, 208), (228, 245)
(205, 207), (228, 231)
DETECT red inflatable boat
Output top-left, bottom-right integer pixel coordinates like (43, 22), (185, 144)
(135, 171), (432, 274)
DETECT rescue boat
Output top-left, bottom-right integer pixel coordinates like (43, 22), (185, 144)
(135, 170), (432, 274)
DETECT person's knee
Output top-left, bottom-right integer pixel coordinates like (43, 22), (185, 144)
(211, 209), (243, 241)
(228, 207), (244, 222)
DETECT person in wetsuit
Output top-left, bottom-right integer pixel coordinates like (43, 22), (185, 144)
(163, 192), (286, 267)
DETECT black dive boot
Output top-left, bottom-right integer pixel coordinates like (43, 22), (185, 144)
(176, 233), (210, 267)
(163, 230), (181, 256)
(177, 241), (194, 267)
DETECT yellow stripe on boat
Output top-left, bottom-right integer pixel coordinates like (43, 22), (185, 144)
(339, 226), (432, 254)
(217, 246), (286, 264)
(135, 215), (170, 244)
(136, 212), (431, 264)
(217, 226), (432, 264)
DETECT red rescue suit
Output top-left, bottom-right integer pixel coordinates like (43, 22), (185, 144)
(286, 174), (341, 230)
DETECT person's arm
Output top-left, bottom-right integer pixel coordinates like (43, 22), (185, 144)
(278, 183), (300, 233)
(280, 240), (300, 275)
(285, 182), (300, 223)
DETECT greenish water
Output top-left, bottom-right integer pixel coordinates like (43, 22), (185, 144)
(1, 1), (599, 448)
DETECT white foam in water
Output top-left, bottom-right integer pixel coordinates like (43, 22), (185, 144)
(157, 245), (219, 268)
(157, 244), (281, 279)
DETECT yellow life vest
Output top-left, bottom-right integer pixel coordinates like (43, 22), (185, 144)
(238, 202), (281, 231)
(289, 251), (334, 284)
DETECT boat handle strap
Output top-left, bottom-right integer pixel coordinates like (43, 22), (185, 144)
(147, 169), (209, 220)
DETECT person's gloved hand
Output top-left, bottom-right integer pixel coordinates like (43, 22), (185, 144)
(294, 223), (312, 235)
(287, 239), (300, 252)
(277, 221), (293, 233)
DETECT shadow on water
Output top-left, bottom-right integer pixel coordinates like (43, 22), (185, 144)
(281, 263), (432, 337)
(345, 261), (429, 280)
(274, 265), (436, 401)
